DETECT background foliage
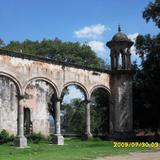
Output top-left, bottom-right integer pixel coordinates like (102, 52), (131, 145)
(133, 0), (160, 132)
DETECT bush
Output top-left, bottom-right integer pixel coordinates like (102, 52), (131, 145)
(47, 134), (53, 143)
(0, 130), (14, 144)
(27, 132), (46, 144)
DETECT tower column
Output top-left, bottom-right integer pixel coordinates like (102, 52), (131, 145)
(14, 95), (27, 148)
(106, 26), (134, 139)
(53, 97), (64, 145)
(111, 72), (133, 138)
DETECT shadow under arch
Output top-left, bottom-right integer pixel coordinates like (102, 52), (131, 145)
(24, 76), (59, 97)
(61, 81), (89, 100)
(0, 71), (22, 94)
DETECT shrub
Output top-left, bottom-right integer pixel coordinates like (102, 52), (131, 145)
(0, 130), (14, 144)
(27, 132), (46, 144)
(47, 134), (53, 143)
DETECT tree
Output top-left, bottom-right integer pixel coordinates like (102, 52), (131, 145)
(143, 0), (160, 28)
(61, 98), (85, 134)
(0, 39), (5, 48)
(134, 33), (160, 131)
(2, 38), (107, 68)
(133, 0), (160, 131)
(90, 89), (110, 136)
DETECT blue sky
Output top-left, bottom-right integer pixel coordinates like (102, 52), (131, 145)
(0, 0), (159, 62)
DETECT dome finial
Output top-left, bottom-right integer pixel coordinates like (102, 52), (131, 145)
(118, 24), (121, 32)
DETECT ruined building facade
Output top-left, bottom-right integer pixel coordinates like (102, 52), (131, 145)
(0, 29), (133, 147)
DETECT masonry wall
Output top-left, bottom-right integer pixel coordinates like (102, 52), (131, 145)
(0, 52), (110, 135)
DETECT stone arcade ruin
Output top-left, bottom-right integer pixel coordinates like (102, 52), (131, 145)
(0, 29), (133, 147)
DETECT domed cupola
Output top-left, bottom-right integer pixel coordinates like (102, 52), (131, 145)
(106, 26), (133, 70)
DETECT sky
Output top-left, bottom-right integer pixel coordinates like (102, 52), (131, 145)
(63, 86), (85, 104)
(0, 0), (159, 63)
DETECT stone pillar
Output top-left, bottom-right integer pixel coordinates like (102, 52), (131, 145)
(14, 95), (27, 148)
(110, 71), (133, 139)
(84, 99), (92, 139)
(53, 97), (64, 145)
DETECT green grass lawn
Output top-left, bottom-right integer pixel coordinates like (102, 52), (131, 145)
(0, 138), (157, 160)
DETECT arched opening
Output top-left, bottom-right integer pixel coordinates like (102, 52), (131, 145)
(0, 74), (20, 135)
(24, 108), (32, 136)
(24, 79), (58, 136)
(118, 53), (122, 69)
(90, 87), (110, 137)
(61, 84), (88, 136)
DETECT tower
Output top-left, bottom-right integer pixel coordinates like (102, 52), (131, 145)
(107, 26), (134, 138)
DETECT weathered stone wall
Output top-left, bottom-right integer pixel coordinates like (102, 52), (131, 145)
(0, 51), (110, 135)
(0, 76), (18, 134)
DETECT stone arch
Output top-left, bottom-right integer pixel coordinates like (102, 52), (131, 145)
(60, 82), (89, 136)
(0, 71), (23, 95)
(89, 85), (111, 99)
(24, 76), (59, 97)
(61, 81), (89, 100)
(23, 76), (59, 135)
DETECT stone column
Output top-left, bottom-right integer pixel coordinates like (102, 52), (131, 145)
(53, 97), (64, 145)
(85, 99), (92, 139)
(14, 95), (27, 148)
(110, 72), (133, 139)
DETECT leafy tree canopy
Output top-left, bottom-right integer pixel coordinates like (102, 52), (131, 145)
(1, 38), (107, 69)
(143, 0), (160, 28)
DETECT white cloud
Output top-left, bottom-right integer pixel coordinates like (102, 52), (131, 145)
(128, 33), (139, 43)
(128, 33), (139, 54)
(128, 33), (140, 63)
(74, 24), (110, 39)
(87, 40), (106, 54)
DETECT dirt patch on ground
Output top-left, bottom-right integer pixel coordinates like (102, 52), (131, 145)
(96, 151), (160, 160)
